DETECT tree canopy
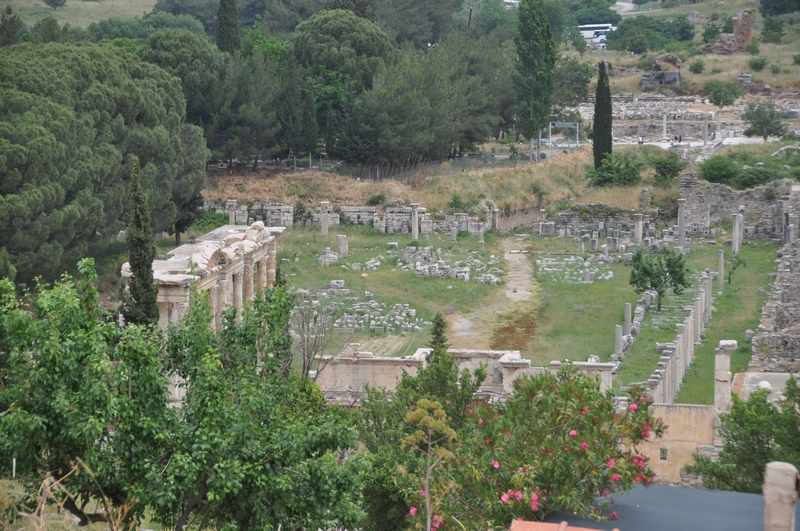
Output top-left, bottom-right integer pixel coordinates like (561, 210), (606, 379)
(742, 100), (787, 142)
(629, 247), (690, 311)
(0, 43), (208, 280)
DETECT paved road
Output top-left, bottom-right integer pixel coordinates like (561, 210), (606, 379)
(613, 0), (663, 15)
(616, 137), (776, 149)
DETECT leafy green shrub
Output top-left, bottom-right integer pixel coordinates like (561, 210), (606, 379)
(770, 64), (781, 75)
(689, 58), (705, 74)
(711, 67), (723, 74)
(734, 167), (780, 189)
(188, 210), (228, 234)
(747, 56), (768, 72)
(746, 41), (760, 55)
(701, 23), (720, 43)
(366, 193), (385, 205)
(699, 156), (739, 184)
(794, 54), (800, 66)
(588, 153), (643, 187)
(761, 15), (785, 44)
(764, 187), (776, 200)
(652, 152), (686, 187)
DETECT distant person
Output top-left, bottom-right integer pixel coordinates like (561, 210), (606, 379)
(679, 135), (682, 143)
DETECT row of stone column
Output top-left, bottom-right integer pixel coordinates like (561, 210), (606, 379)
(646, 305), (698, 404)
(209, 251), (276, 329)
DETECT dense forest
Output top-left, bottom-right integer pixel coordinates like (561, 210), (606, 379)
(0, 0), (598, 280)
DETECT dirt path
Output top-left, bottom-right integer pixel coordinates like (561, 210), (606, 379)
(447, 240), (535, 348)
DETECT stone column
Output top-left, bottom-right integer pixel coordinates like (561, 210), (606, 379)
(233, 273), (243, 322)
(675, 326), (686, 390)
(662, 113), (667, 140)
(763, 462), (799, 531)
(694, 297), (702, 343)
(602, 244), (609, 259)
(492, 208), (500, 231)
(714, 340), (735, 445)
(579, 241), (585, 254)
(634, 214), (643, 243)
(624, 302), (632, 336)
(267, 248), (277, 286)
(684, 307), (695, 359)
(257, 258), (268, 292)
(410, 203), (419, 240)
(699, 283), (708, 327)
(243, 259), (255, 301)
(478, 223), (485, 243)
(208, 285), (219, 329)
(337, 234), (349, 257)
(738, 207), (745, 243)
(226, 199), (238, 225)
(732, 213), (740, 255)
(614, 325), (623, 357)
(703, 113), (708, 146)
(320, 201), (329, 237)
(450, 224), (458, 243)
(677, 199), (686, 251)
(718, 249), (724, 294)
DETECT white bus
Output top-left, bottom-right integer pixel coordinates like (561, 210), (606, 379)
(578, 23), (616, 44)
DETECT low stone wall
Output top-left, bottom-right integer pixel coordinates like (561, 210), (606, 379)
(751, 185), (800, 372)
(679, 173), (793, 238)
(312, 347), (615, 406)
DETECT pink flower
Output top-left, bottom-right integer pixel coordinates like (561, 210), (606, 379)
(505, 431), (511, 439)
(501, 494), (510, 503)
(642, 431), (650, 439)
(478, 418), (484, 425)
(582, 406), (588, 415)
(531, 500), (539, 512)
(594, 439), (599, 444)
(491, 460), (500, 469)
(610, 511), (618, 520)
(611, 473), (621, 482)
(603, 489), (609, 496)
(581, 442), (589, 451)
(644, 422), (652, 431)
(410, 507), (417, 516)
(629, 403), (638, 411)
(514, 491), (523, 501)
(569, 429), (578, 437)
(640, 396), (648, 403)
(419, 489), (427, 497)
(531, 493), (539, 502)
(607, 459), (616, 468)
(485, 439), (492, 444)
(635, 473), (646, 483)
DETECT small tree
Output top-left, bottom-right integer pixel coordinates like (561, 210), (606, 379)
(0, 246), (16, 282)
(701, 22), (720, 44)
(428, 312), (449, 353)
(588, 153), (642, 187)
(629, 247), (690, 311)
(120, 155), (160, 327)
(761, 15), (785, 44)
(652, 152), (686, 187)
(704, 80), (741, 133)
(592, 61), (613, 170)
(688, 58), (705, 74)
(742, 100), (787, 141)
(43, 0), (66, 10)
(727, 253), (746, 283)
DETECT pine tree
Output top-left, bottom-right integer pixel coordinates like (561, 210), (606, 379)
(513, 0), (556, 162)
(216, 0), (240, 54)
(592, 61), (612, 170)
(120, 155), (160, 326)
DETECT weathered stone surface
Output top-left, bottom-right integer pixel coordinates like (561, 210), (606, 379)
(652, 53), (682, 72)
(732, 10), (756, 51)
(685, 10), (707, 25)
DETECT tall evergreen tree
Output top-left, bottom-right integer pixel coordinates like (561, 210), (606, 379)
(216, 0), (240, 53)
(513, 0), (556, 162)
(120, 155), (160, 326)
(428, 312), (449, 353)
(592, 61), (612, 170)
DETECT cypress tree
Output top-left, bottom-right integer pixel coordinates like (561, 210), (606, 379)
(592, 61), (613, 170)
(428, 312), (449, 354)
(513, 0), (556, 163)
(216, 0), (240, 54)
(120, 155), (160, 326)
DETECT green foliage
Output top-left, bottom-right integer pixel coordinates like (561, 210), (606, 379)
(651, 152), (686, 187)
(629, 247), (690, 311)
(241, 25), (290, 65)
(726, 252), (746, 284)
(592, 62), (612, 171)
(759, 0), (800, 18)
(429, 367), (665, 525)
(0, 43), (208, 280)
(553, 56), (594, 109)
(44, 0), (66, 9)
(701, 22), (720, 44)
(428, 312), (448, 352)
(748, 56), (768, 72)
(588, 153), (642, 187)
(746, 41), (760, 55)
(573, 6), (620, 25)
(478, 0), (517, 37)
(685, 379), (800, 492)
(514, 0), (556, 162)
(119, 156), (159, 326)
(0, 247), (16, 282)
(761, 15), (785, 43)
(105, 37), (140, 52)
(90, 13), (206, 42)
(0, 6), (25, 46)
(794, 54), (800, 66)
(606, 15), (694, 53)
(688, 58), (705, 74)
(699, 156), (740, 184)
(742, 100), (787, 141)
(367, 194), (385, 205)
(216, 0), (241, 53)
(187, 210), (228, 234)
(721, 17), (733, 33)
(704, 79), (741, 110)
(324, 0), (376, 19)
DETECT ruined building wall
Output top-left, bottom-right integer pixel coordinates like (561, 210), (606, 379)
(679, 173), (793, 237)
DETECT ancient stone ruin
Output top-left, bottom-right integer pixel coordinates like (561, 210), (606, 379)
(122, 221), (281, 328)
(699, 10), (756, 54)
(640, 54), (682, 89)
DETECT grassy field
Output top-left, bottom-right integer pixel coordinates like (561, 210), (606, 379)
(8, 0), (156, 27)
